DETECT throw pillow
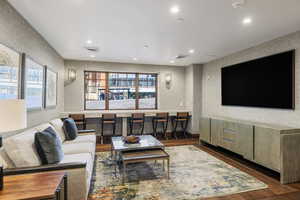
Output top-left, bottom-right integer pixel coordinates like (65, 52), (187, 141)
(63, 118), (78, 140)
(34, 127), (64, 165)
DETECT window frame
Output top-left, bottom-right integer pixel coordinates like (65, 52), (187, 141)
(84, 71), (158, 110)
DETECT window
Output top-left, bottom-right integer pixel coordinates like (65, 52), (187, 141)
(0, 44), (20, 99)
(84, 71), (157, 110)
(24, 57), (45, 109)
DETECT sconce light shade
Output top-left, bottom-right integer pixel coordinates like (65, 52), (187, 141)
(0, 99), (27, 133)
(68, 68), (76, 82)
(165, 73), (172, 89)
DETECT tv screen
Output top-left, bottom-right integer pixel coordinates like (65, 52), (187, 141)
(221, 50), (295, 109)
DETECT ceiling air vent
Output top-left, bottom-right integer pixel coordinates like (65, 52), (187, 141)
(85, 46), (99, 52)
(232, 0), (246, 8)
(176, 54), (189, 59)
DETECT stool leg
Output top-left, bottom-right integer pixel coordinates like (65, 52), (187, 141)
(173, 121), (178, 139)
(164, 119), (169, 140)
(141, 121), (145, 135)
(101, 120), (104, 144)
(181, 120), (188, 138)
(152, 118), (155, 136)
(129, 119), (133, 135)
(113, 122), (116, 136)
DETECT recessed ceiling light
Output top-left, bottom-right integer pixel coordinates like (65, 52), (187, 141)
(86, 40), (92, 44)
(90, 55), (95, 58)
(170, 5), (180, 14)
(189, 49), (195, 54)
(133, 58), (138, 61)
(177, 18), (184, 22)
(170, 60), (175, 64)
(243, 17), (252, 25)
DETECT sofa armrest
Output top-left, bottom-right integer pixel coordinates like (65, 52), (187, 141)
(78, 129), (96, 135)
(4, 162), (87, 176)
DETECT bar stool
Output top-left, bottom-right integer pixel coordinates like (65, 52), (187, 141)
(152, 112), (169, 139)
(128, 113), (145, 135)
(171, 112), (190, 139)
(101, 114), (117, 144)
(69, 114), (86, 130)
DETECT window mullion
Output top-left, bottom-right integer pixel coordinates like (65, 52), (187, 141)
(105, 72), (109, 110)
(135, 73), (139, 110)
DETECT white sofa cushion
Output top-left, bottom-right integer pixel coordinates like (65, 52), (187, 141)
(0, 149), (15, 169)
(50, 118), (66, 142)
(35, 123), (65, 143)
(61, 153), (94, 189)
(63, 134), (96, 145)
(62, 142), (95, 157)
(4, 128), (41, 167)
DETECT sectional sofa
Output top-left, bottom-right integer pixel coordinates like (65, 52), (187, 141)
(0, 118), (96, 200)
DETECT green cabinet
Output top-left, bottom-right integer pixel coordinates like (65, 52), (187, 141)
(211, 119), (222, 146)
(254, 127), (281, 172)
(200, 117), (211, 143)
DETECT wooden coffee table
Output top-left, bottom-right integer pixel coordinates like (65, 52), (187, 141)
(0, 171), (67, 200)
(120, 149), (170, 183)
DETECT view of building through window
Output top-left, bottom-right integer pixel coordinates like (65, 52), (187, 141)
(85, 71), (157, 110)
(25, 58), (44, 109)
(0, 44), (20, 99)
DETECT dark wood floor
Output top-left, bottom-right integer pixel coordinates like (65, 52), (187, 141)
(95, 137), (300, 200)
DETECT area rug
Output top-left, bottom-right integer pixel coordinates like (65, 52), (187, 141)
(89, 145), (267, 200)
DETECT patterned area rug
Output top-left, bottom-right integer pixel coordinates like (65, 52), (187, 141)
(89, 145), (267, 200)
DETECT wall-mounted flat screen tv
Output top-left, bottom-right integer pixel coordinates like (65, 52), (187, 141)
(221, 50), (295, 109)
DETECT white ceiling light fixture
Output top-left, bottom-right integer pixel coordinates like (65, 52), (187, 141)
(170, 5), (180, 14)
(243, 17), (252, 25)
(86, 40), (92, 44)
(133, 57), (138, 61)
(189, 49), (195, 54)
(90, 55), (95, 58)
(170, 60), (175, 64)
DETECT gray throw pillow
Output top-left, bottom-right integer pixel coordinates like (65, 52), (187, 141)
(63, 118), (78, 140)
(35, 127), (64, 165)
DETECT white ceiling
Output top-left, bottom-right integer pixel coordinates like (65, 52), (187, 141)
(8, 0), (300, 66)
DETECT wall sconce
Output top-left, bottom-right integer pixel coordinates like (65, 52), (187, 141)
(68, 68), (76, 82)
(64, 68), (77, 86)
(165, 73), (172, 89)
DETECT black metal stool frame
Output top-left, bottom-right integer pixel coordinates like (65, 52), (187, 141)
(171, 113), (190, 139)
(101, 114), (117, 144)
(128, 113), (145, 135)
(152, 113), (169, 139)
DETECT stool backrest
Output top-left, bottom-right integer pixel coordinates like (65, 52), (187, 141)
(69, 114), (85, 121)
(102, 114), (117, 120)
(177, 112), (189, 119)
(131, 113), (145, 120)
(156, 112), (169, 119)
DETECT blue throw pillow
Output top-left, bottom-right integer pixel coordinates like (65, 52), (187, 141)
(35, 127), (64, 165)
(63, 118), (78, 140)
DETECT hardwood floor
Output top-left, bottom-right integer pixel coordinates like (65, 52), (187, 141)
(95, 138), (300, 200)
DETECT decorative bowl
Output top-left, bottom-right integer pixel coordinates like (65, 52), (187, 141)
(123, 136), (140, 144)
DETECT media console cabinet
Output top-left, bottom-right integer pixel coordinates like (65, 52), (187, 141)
(200, 116), (300, 184)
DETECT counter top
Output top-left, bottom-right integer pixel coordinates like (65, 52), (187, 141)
(205, 115), (300, 133)
(61, 109), (192, 118)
